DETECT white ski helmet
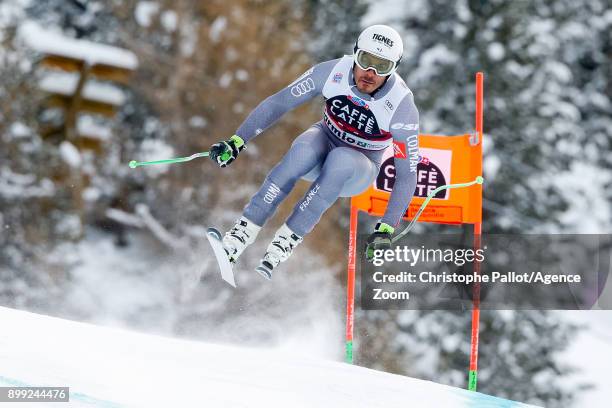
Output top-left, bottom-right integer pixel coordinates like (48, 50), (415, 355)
(353, 25), (403, 76)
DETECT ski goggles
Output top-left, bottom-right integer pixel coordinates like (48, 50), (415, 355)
(354, 49), (397, 76)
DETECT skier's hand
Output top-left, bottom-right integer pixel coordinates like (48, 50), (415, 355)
(209, 135), (246, 167)
(365, 222), (394, 261)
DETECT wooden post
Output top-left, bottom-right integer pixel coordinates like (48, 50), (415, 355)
(64, 62), (92, 239)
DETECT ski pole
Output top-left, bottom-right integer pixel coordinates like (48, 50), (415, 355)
(128, 151), (211, 168)
(391, 176), (484, 244)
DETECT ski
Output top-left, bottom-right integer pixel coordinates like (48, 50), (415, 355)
(206, 227), (236, 287)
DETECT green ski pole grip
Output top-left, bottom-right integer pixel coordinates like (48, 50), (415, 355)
(220, 151), (231, 162)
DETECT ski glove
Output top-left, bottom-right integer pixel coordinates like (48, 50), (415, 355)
(210, 135), (246, 167)
(365, 222), (395, 261)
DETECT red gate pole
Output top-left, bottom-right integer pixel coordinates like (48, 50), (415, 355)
(345, 204), (358, 363)
(468, 72), (484, 391)
(468, 222), (482, 391)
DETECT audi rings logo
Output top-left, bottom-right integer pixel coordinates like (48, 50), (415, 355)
(290, 78), (315, 97)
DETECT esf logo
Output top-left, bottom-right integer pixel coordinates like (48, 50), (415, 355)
(333, 72), (343, 83)
(347, 95), (369, 109)
(291, 78), (315, 97)
(391, 122), (419, 131)
(372, 34), (394, 47)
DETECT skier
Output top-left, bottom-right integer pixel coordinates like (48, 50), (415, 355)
(209, 24), (419, 279)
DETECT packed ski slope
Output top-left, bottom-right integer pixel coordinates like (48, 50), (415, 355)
(0, 307), (541, 407)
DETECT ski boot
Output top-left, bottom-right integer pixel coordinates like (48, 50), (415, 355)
(255, 224), (303, 279)
(222, 216), (261, 264)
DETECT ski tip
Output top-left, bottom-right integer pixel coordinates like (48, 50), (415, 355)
(224, 277), (237, 288)
(205, 227), (236, 287)
(206, 227), (222, 240)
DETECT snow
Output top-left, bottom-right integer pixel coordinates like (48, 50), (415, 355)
(134, 203), (186, 250)
(160, 10), (177, 32)
(0, 167), (55, 200)
(19, 21), (138, 70)
(487, 42), (505, 61)
(59, 141), (82, 168)
(455, 1), (472, 23)
(553, 162), (611, 232)
(505, 60), (532, 81)
(559, 311), (612, 408)
(0, 0), (29, 26)
(589, 92), (610, 111)
(9, 122), (31, 139)
(83, 187), (101, 203)
(105, 208), (145, 228)
(77, 115), (112, 141)
(235, 69), (249, 81)
(413, 44), (459, 82)
(39, 72), (126, 106)
(545, 61), (573, 83)
(362, 0), (425, 26)
(362, 4), (422, 58)
(188, 115), (207, 129)
(179, 21), (197, 57)
(135, 1), (159, 27)
(137, 139), (174, 176)
(219, 72), (232, 88)
(0, 306), (542, 408)
(209, 16), (227, 43)
(55, 214), (82, 239)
